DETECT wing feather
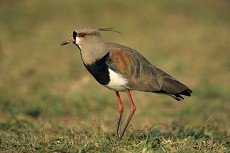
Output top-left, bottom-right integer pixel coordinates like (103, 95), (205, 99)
(107, 43), (192, 100)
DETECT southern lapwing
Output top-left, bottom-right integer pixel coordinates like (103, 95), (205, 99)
(61, 27), (192, 140)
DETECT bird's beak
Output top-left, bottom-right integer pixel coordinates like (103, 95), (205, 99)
(61, 37), (75, 46)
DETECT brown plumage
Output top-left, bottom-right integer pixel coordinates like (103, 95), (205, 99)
(107, 43), (192, 101)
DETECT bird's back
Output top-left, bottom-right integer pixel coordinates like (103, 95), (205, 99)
(106, 42), (192, 101)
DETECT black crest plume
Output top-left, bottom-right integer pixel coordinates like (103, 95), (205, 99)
(98, 27), (121, 33)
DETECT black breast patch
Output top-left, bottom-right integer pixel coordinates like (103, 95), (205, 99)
(84, 53), (111, 85)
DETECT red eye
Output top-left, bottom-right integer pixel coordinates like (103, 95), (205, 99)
(78, 33), (86, 38)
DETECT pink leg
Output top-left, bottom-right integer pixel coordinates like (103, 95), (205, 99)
(118, 90), (136, 141)
(116, 91), (124, 137)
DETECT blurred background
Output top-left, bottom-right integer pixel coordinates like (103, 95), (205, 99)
(0, 0), (229, 134)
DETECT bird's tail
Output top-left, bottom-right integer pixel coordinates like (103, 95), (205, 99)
(154, 75), (192, 101)
(171, 88), (192, 101)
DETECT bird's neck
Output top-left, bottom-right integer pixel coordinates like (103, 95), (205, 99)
(80, 39), (108, 65)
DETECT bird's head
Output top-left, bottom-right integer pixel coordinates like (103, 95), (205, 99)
(61, 27), (120, 64)
(61, 27), (102, 49)
(61, 27), (120, 48)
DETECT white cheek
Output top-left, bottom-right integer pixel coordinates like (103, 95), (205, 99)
(75, 37), (82, 47)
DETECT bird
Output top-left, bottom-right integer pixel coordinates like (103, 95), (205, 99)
(61, 27), (192, 141)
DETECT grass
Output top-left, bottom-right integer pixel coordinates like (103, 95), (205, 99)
(0, 0), (230, 152)
(0, 116), (228, 152)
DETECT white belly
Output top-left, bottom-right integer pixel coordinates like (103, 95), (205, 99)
(105, 69), (128, 91)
